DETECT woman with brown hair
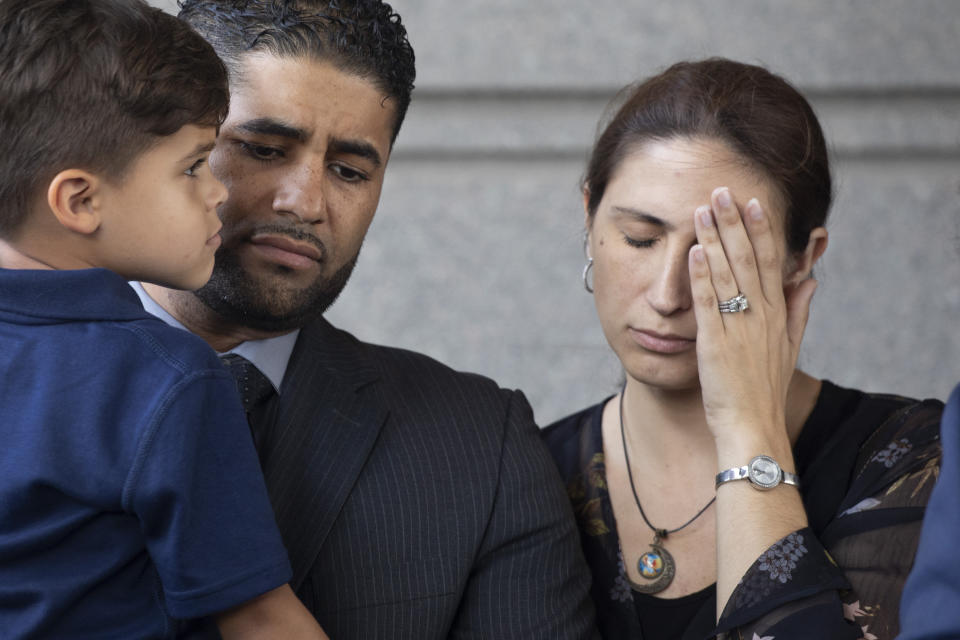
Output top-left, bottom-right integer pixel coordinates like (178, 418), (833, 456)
(543, 58), (943, 639)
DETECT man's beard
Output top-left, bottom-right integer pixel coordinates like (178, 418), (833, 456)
(193, 243), (359, 333)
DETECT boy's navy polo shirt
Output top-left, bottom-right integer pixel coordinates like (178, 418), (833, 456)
(0, 268), (292, 637)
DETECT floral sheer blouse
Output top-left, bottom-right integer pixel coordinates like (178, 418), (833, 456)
(542, 380), (943, 640)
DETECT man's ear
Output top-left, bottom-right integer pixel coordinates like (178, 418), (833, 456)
(46, 169), (103, 235)
(786, 226), (829, 286)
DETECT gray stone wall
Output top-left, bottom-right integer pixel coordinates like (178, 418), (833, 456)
(153, 0), (960, 424)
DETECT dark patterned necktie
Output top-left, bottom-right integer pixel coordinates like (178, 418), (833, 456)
(219, 353), (276, 432)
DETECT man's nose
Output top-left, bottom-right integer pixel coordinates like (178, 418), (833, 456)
(272, 160), (326, 223)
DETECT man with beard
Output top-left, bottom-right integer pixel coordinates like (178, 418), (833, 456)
(131, 1), (596, 638)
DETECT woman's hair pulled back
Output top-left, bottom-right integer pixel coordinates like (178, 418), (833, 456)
(583, 58), (832, 253)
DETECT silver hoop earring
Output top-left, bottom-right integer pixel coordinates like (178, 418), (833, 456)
(582, 231), (594, 293)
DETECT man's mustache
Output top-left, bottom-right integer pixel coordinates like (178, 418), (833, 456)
(236, 223), (326, 255)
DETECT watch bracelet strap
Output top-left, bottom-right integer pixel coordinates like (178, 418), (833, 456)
(714, 466), (800, 489)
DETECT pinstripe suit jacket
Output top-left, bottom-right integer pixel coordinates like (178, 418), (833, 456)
(251, 317), (597, 639)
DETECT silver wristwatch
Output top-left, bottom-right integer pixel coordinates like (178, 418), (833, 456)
(715, 455), (800, 491)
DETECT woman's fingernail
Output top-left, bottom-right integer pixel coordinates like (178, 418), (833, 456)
(715, 187), (731, 208)
(692, 245), (705, 263)
(747, 198), (763, 221)
(697, 206), (713, 227)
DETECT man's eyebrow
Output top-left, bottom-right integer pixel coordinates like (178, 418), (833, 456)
(235, 118), (309, 143)
(329, 138), (382, 168)
(181, 141), (216, 162)
(613, 206), (676, 231)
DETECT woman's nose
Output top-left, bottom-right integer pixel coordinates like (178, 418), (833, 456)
(646, 248), (693, 316)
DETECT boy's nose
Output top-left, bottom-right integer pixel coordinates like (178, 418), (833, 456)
(208, 175), (228, 211)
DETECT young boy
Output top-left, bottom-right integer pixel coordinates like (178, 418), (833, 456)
(0, 1), (327, 637)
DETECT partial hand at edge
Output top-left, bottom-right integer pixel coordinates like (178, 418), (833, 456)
(216, 584), (330, 640)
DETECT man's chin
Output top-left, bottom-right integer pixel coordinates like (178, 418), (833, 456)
(194, 253), (358, 333)
(194, 290), (326, 333)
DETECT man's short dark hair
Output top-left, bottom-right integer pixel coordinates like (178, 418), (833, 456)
(0, 0), (229, 238)
(177, 0), (416, 145)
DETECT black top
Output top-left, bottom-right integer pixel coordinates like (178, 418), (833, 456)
(542, 380), (943, 639)
(635, 585), (715, 640)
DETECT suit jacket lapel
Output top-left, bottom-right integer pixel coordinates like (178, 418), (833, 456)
(259, 317), (387, 590)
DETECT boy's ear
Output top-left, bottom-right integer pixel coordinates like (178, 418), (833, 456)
(46, 169), (103, 235)
(785, 226), (829, 286)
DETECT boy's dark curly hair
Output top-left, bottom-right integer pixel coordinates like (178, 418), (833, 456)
(178, 0), (415, 144)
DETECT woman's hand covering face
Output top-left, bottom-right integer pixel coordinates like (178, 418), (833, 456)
(688, 187), (818, 450)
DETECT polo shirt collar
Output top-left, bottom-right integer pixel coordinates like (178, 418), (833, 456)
(129, 281), (297, 394)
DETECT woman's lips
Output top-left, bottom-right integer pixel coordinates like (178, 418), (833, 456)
(248, 233), (323, 270)
(628, 328), (696, 354)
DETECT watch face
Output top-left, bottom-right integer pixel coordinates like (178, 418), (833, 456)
(748, 456), (781, 489)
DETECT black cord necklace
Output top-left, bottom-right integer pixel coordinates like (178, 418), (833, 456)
(619, 384), (716, 594)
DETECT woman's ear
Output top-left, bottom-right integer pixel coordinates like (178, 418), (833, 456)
(582, 188), (592, 229)
(786, 226), (829, 285)
(46, 170), (103, 235)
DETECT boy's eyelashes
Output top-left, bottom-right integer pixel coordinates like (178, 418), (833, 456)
(184, 157), (207, 177)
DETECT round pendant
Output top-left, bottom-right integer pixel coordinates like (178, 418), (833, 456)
(628, 543), (675, 594)
(638, 550), (664, 579)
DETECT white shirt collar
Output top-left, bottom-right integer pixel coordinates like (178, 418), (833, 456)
(129, 281), (298, 394)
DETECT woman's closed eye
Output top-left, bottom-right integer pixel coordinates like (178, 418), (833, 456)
(623, 233), (659, 249)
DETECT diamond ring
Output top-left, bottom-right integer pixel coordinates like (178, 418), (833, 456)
(718, 293), (749, 313)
